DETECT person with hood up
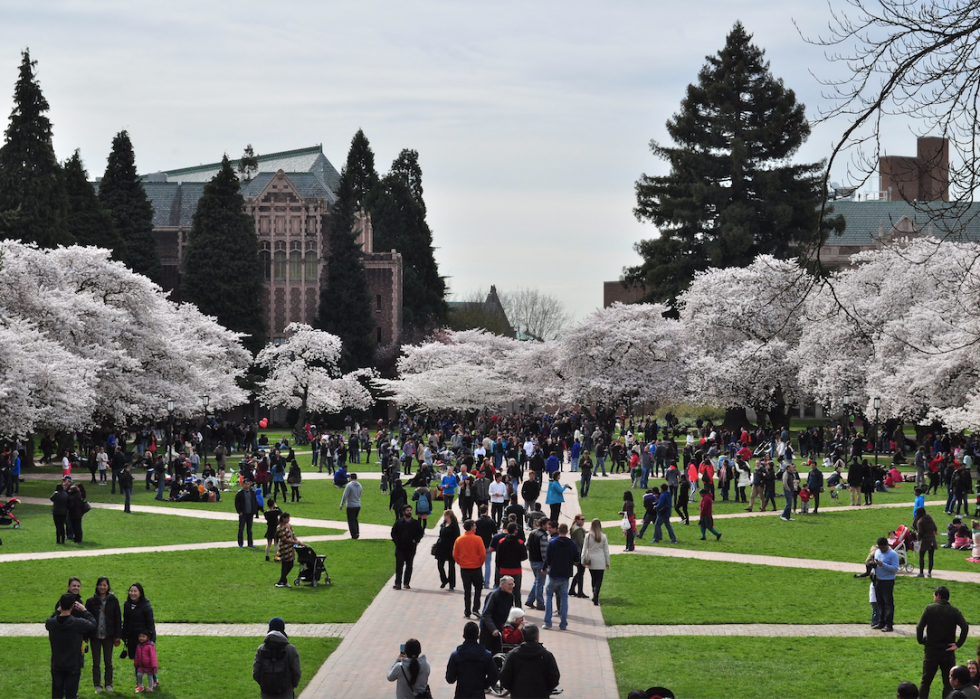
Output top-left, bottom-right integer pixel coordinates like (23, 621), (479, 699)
(253, 617), (301, 699)
(498, 623), (561, 699)
(386, 637), (430, 699)
(445, 621), (498, 698)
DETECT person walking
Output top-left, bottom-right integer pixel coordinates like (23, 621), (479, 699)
(523, 517), (549, 610)
(387, 638), (430, 699)
(652, 484), (678, 544)
(275, 512), (304, 588)
(521, 471), (541, 513)
(119, 463), (134, 513)
(568, 514), (588, 598)
(436, 510), (461, 591)
(391, 504), (424, 590)
(235, 478), (260, 548)
(780, 463), (797, 521)
(498, 624), (561, 699)
(917, 586), (970, 699)
(806, 459), (824, 513)
(453, 519), (486, 617)
(493, 522), (528, 604)
(873, 536), (899, 632)
(581, 518), (611, 605)
(916, 507), (939, 578)
(85, 576), (122, 694)
(263, 499), (282, 563)
(47, 593), (96, 699)
(698, 489), (722, 541)
(339, 472), (363, 540)
(253, 617), (301, 699)
(445, 621), (498, 699)
(619, 491), (637, 552)
(543, 523), (578, 631)
(480, 576), (516, 654)
(545, 471), (571, 523)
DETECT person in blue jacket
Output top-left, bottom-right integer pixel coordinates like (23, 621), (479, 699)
(653, 483), (678, 544)
(445, 621), (497, 698)
(545, 472), (571, 523)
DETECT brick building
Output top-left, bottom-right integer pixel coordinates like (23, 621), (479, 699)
(138, 145), (403, 346)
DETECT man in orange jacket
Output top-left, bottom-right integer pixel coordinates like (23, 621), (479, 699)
(453, 519), (487, 619)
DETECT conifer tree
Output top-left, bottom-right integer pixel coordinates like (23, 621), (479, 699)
(181, 155), (265, 353)
(98, 130), (162, 282)
(0, 49), (71, 247)
(64, 150), (121, 251)
(369, 149), (446, 335)
(317, 129), (378, 370)
(627, 22), (839, 306)
(238, 144), (258, 182)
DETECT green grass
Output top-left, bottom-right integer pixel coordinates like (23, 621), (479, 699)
(0, 503), (335, 553)
(610, 636), (917, 699)
(600, 554), (980, 625)
(0, 635), (339, 699)
(0, 539), (392, 623)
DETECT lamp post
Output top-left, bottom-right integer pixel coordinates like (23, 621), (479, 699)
(167, 398), (175, 475)
(202, 395), (210, 469)
(873, 396), (881, 468)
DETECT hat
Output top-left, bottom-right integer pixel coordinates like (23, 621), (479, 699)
(269, 617), (286, 635)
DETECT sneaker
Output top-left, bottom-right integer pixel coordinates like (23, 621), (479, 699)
(275, 582), (290, 588)
(716, 532), (722, 541)
(916, 573), (924, 577)
(106, 685), (113, 693)
(927, 572), (932, 578)
(779, 516), (790, 521)
(95, 687), (103, 694)
(881, 626), (894, 632)
(135, 687), (144, 694)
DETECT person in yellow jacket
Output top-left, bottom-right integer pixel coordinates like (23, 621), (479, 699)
(453, 520), (487, 619)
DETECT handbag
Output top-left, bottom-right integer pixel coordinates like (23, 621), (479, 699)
(581, 544), (592, 567)
(619, 515), (630, 531)
(400, 666), (433, 698)
(81, 500), (92, 515)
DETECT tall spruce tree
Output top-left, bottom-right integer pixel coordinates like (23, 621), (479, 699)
(64, 150), (121, 251)
(181, 155), (265, 353)
(237, 144), (258, 182)
(0, 49), (71, 247)
(368, 149), (446, 335)
(98, 130), (162, 283)
(627, 22), (838, 306)
(317, 129), (377, 370)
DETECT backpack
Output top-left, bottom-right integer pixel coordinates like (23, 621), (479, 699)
(258, 645), (289, 695)
(417, 492), (430, 514)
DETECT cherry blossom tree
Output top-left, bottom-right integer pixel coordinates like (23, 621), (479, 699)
(254, 323), (374, 429)
(678, 256), (811, 428)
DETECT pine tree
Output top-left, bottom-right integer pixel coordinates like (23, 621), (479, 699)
(64, 150), (121, 251)
(0, 49), (71, 247)
(98, 130), (162, 282)
(316, 130), (378, 370)
(369, 149), (446, 335)
(181, 155), (265, 353)
(237, 144), (258, 182)
(627, 22), (839, 306)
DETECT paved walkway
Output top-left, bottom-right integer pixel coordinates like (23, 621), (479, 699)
(0, 622), (354, 637)
(606, 623), (917, 638)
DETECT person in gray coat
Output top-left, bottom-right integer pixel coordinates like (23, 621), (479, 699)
(253, 617), (301, 699)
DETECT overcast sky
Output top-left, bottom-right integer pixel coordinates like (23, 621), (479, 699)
(0, 1), (908, 321)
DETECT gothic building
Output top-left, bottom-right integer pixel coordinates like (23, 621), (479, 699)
(138, 145), (403, 346)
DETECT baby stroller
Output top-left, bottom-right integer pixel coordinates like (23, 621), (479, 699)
(0, 497), (21, 528)
(293, 544), (330, 588)
(888, 525), (916, 574)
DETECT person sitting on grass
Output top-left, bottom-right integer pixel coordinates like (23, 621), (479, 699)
(954, 522), (973, 550)
(944, 518), (963, 549)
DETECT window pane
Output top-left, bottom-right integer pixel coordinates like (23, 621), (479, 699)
(274, 251), (286, 282)
(305, 252), (317, 283)
(289, 251), (302, 281)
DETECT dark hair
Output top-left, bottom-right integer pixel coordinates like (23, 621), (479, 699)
(95, 576), (111, 594)
(877, 536), (889, 547)
(935, 586), (950, 601)
(59, 592), (76, 611)
(507, 522), (517, 534)
(68, 576), (81, 588)
(463, 621), (479, 640)
(128, 582), (146, 603)
(623, 491), (633, 502)
(951, 665), (971, 686)
(404, 638), (422, 685)
(896, 680), (919, 698)
(523, 623), (540, 643)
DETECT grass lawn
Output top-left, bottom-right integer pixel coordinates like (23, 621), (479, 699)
(18, 476), (398, 526)
(0, 539), (392, 623)
(599, 554), (980, 625)
(0, 635), (339, 699)
(0, 503), (334, 553)
(610, 636), (917, 699)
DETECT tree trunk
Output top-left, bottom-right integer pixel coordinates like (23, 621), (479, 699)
(24, 433), (35, 469)
(721, 406), (751, 431)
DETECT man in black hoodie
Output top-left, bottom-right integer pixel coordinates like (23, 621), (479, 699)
(47, 592), (96, 699)
(252, 617), (301, 699)
(446, 621), (498, 698)
(498, 623), (560, 699)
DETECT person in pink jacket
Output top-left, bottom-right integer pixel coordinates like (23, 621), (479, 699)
(133, 632), (158, 693)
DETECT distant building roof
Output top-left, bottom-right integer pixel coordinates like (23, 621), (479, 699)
(141, 145), (341, 193)
(829, 201), (980, 245)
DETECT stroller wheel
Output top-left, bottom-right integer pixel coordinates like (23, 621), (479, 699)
(294, 579), (301, 587)
(12, 523), (19, 529)
(312, 579), (318, 588)
(905, 563), (914, 573)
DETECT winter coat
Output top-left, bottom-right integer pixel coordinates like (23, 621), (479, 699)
(386, 655), (431, 699)
(498, 641), (561, 699)
(252, 631), (301, 699)
(46, 610), (96, 671)
(84, 592), (122, 640)
(134, 640), (158, 673)
(581, 531), (610, 570)
(445, 640), (498, 699)
(122, 597), (155, 653)
(436, 520), (461, 560)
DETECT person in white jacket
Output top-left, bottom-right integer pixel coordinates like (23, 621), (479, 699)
(581, 519), (611, 606)
(386, 638), (430, 699)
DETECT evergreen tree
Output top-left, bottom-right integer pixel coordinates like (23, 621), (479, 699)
(369, 149), (446, 334)
(98, 130), (162, 282)
(237, 144), (258, 182)
(626, 22), (839, 306)
(63, 150), (121, 251)
(181, 155), (265, 353)
(316, 130), (378, 370)
(0, 49), (71, 247)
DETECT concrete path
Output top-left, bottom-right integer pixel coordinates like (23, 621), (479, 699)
(0, 622), (354, 637)
(606, 623), (917, 638)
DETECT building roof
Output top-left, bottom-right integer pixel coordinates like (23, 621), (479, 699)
(829, 201), (980, 245)
(240, 172), (336, 205)
(141, 145), (341, 193)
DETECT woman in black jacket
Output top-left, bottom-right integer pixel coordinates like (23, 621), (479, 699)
(85, 576), (123, 693)
(436, 510), (460, 590)
(50, 484), (69, 544)
(67, 484), (85, 543)
(122, 582), (156, 665)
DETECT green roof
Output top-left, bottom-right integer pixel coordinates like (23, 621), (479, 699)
(830, 201), (980, 245)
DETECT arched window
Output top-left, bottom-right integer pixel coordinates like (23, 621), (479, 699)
(274, 251), (286, 282)
(260, 250), (271, 281)
(289, 251), (302, 281)
(305, 252), (318, 283)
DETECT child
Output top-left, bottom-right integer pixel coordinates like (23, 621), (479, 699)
(799, 485), (812, 514)
(954, 523), (972, 550)
(869, 580), (879, 628)
(134, 632), (158, 693)
(944, 517), (963, 548)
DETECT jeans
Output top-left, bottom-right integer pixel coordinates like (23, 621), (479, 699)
(570, 456), (579, 472)
(654, 513), (676, 543)
(875, 578), (895, 627)
(91, 636), (114, 688)
(238, 514), (254, 546)
(460, 567), (483, 615)
(484, 550), (493, 587)
(123, 487), (132, 513)
(782, 489), (793, 519)
(525, 561), (545, 606)
(156, 475), (166, 501)
(394, 546), (416, 586)
(51, 669), (81, 699)
(580, 472), (592, 497)
(641, 466), (651, 489)
(346, 507), (360, 539)
(544, 577), (569, 629)
(700, 523), (721, 539)
(596, 456), (607, 476)
(638, 512), (655, 539)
